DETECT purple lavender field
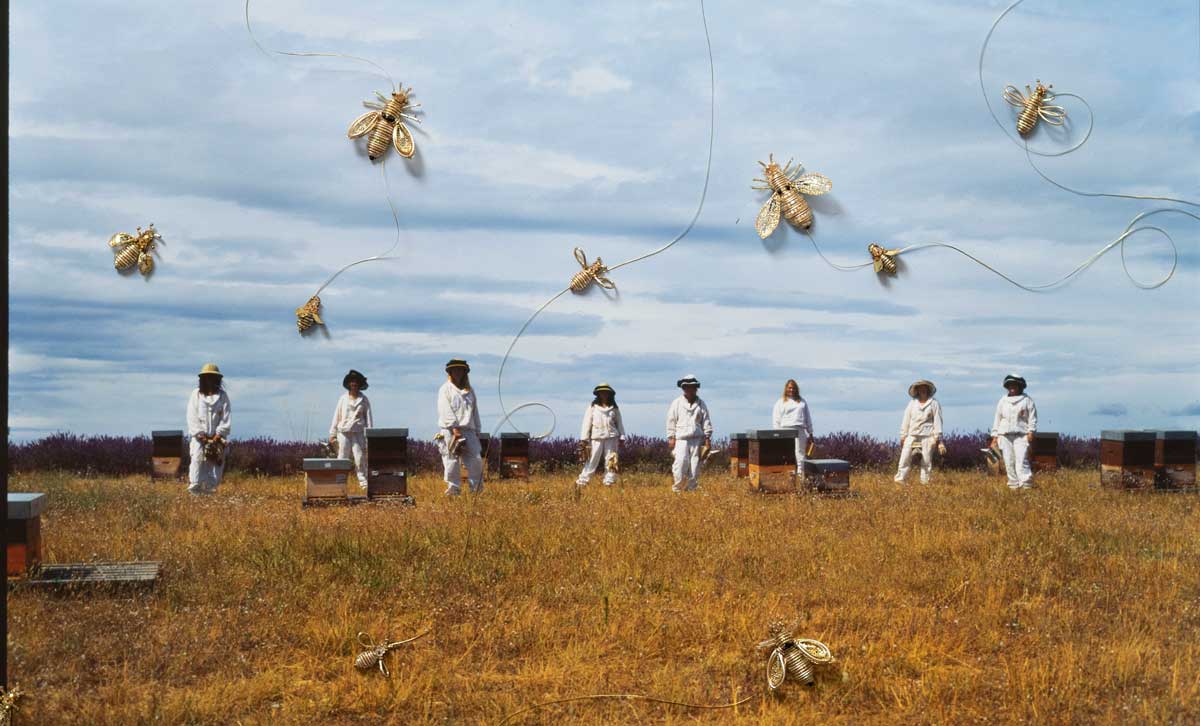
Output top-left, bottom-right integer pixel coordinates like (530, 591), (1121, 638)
(8, 431), (1100, 477)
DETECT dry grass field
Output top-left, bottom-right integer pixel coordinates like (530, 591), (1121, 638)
(7, 467), (1200, 725)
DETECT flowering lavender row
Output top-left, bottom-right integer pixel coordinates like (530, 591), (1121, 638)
(8, 431), (1101, 477)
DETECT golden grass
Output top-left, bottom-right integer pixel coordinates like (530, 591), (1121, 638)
(8, 468), (1200, 724)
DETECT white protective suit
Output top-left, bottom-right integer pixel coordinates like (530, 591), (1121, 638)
(330, 393), (373, 488)
(666, 395), (713, 492)
(186, 388), (232, 494)
(437, 380), (483, 495)
(772, 397), (814, 476)
(576, 404), (626, 486)
(894, 398), (943, 484)
(991, 393), (1038, 489)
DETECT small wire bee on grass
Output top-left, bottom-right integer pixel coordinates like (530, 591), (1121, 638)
(109, 224), (162, 276)
(753, 154), (832, 238)
(348, 86), (421, 161)
(868, 243), (901, 276)
(354, 630), (430, 677)
(569, 247), (616, 293)
(1003, 80), (1067, 137)
(757, 621), (834, 692)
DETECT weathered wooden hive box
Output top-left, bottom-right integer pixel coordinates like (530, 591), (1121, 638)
(365, 428), (408, 497)
(8, 492), (48, 577)
(500, 432), (530, 479)
(303, 458), (354, 500)
(1100, 430), (1156, 489)
(1150, 430), (1197, 489)
(804, 459), (851, 492)
(747, 429), (797, 493)
(1031, 432), (1059, 472)
(151, 429), (185, 480)
(729, 432), (749, 478)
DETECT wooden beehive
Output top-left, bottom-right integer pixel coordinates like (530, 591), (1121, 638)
(8, 492), (48, 577)
(729, 432), (749, 478)
(804, 459), (851, 493)
(1151, 430), (1197, 489)
(478, 433), (492, 479)
(365, 428), (408, 497)
(303, 458), (353, 501)
(500, 432), (530, 480)
(1031, 432), (1059, 473)
(1100, 430), (1156, 489)
(151, 429), (185, 480)
(747, 429), (797, 493)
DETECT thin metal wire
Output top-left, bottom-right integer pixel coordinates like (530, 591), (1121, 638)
(495, 0), (715, 437)
(498, 693), (752, 725)
(244, 0), (395, 89)
(313, 158), (405, 297)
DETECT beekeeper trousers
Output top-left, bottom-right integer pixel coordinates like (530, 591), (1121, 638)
(187, 438), (225, 494)
(672, 436), (702, 492)
(577, 438), (618, 486)
(336, 431), (368, 489)
(440, 429), (483, 495)
(894, 434), (936, 484)
(790, 427), (809, 477)
(997, 433), (1033, 489)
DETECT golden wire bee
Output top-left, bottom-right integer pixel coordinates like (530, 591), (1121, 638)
(202, 435), (227, 464)
(1003, 80), (1067, 137)
(757, 622), (834, 692)
(295, 295), (324, 334)
(354, 631), (428, 677)
(109, 224), (162, 275)
(348, 86), (421, 161)
(868, 243), (901, 275)
(569, 247), (616, 293)
(753, 154), (832, 238)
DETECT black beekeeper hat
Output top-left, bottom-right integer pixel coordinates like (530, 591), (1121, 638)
(343, 369), (368, 390)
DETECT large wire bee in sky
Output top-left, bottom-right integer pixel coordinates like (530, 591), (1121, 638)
(348, 86), (421, 161)
(1003, 80), (1067, 137)
(753, 154), (832, 238)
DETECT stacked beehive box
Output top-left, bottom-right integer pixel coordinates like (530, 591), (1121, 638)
(729, 432), (749, 478)
(500, 432), (530, 480)
(365, 428), (408, 498)
(747, 429), (797, 493)
(151, 430), (185, 480)
(1100, 430), (1156, 489)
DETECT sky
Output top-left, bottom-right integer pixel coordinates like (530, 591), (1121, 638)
(7, 0), (1200, 443)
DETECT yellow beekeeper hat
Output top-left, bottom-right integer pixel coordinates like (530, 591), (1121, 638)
(198, 362), (223, 377)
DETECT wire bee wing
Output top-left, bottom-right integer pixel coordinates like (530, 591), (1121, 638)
(138, 252), (155, 275)
(348, 111), (380, 139)
(873, 257), (885, 273)
(109, 232), (135, 248)
(755, 195), (782, 239)
(311, 310), (324, 325)
(1038, 105), (1067, 125)
(767, 648), (787, 690)
(1002, 85), (1026, 108)
(794, 173), (832, 196)
(393, 122), (415, 158)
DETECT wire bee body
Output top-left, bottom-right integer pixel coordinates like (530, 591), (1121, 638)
(569, 248), (616, 293)
(354, 631), (427, 677)
(758, 622), (834, 691)
(295, 296), (324, 334)
(109, 225), (162, 275)
(753, 155), (832, 237)
(348, 87), (420, 161)
(1003, 80), (1067, 137)
(868, 244), (900, 275)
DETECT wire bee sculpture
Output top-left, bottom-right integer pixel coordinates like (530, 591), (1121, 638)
(1003, 80), (1067, 137)
(605, 449), (620, 474)
(753, 154), (832, 237)
(354, 630), (429, 677)
(109, 224), (162, 276)
(569, 248), (616, 293)
(758, 622), (834, 691)
(202, 435), (227, 464)
(868, 243), (901, 276)
(348, 86), (421, 161)
(295, 295), (324, 334)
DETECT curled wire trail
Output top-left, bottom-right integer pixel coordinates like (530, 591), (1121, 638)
(498, 693), (752, 725)
(496, 0), (715, 436)
(244, 0), (396, 89)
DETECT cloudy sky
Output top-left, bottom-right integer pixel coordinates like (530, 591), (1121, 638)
(8, 0), (1199, 442)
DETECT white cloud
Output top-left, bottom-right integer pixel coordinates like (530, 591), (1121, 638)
(566, 65), (633, 98)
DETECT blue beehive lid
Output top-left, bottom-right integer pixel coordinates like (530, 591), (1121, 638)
(1147, 430), (1198, 440)
(8, 493), (48, 519)
(151, 430), (184, 438)
(500, 432), (529, 439)
(731, 432), (748, 440)
(746, 429), (798, 440)
(1101, 430), (1155, 442)
(807, 459), (849, 472)
(366, 428), (409, 438)
(302, 458), (353, 471)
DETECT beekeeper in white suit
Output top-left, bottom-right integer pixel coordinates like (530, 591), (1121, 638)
(772, 379), (814, 477)
(576, 383), (626, 487)
(990, 373), (1038, 489)
(186, 362), (232, 495)
(666, 374), (713, 492)
(329, 369), (374, 490)
(437, 358), (483, 496)
(894, 379), (943, 484)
